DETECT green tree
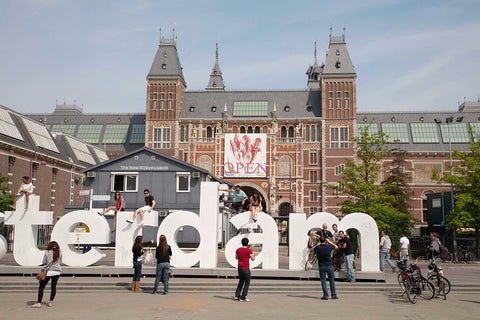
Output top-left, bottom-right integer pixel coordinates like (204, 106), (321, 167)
(329, 123), (411, 235)
(381, 150), (413, 215)
(434, 130), (480, 255)
(0, 168), (14, 236)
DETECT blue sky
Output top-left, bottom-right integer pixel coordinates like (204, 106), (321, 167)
(1, 0), (479, 114)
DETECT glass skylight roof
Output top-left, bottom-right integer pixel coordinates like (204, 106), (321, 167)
(76, 125), (102, 144)
(129, 124), (145, 144)
(0, 108), (24, 141)
(233, 101), (268, 117)
(410, 123), (439, 143)
(440, 123), (469, 143)
(22, 117), (59, 152)
(357, 123), (378, 137)
(102, 124), (129, 144)
(92, 147), (109, 163)
(469, 123), (480, 141)
(381, 123), (410, 143)
(65, 136), (95, 165)
(50, 124), (76, 136)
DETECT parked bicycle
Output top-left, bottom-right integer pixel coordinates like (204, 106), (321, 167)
(427, 259), (451, 300)
(396, 258), (435, 304)
(454, 245), (478, 263)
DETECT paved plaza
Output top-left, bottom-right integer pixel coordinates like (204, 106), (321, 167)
(1, 291), (479, 320)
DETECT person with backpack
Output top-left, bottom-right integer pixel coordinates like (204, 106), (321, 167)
(428, 232), (446, 266)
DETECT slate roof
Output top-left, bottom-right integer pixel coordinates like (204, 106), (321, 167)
(147, 38), (185, 83)
(322, 35), (356, 76)
(181, 90), (323, 120)
(0, 104), (107, 167)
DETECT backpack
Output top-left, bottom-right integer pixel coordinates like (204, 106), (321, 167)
(437, 240), (449, 260)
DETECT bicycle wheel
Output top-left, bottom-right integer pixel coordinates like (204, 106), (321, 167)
(304, 252), (316, 271)
(397, 273), (406, 292)
(405, 279), (418, 304)
(428, 275), (451, 298)
(419, 277), (435, 300)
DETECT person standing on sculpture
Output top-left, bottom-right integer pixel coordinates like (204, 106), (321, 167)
(234, 237), (255, 302)
(31, 241), (61, 308)
(127, 189), (155, 224)
(399, 232), (410, 267)
(152, 234), (172, 295)
(339, 231), (355, 282)
(314, 236), (338, 300)
(249, 191), (262, 222)
(12, 176), (33, 209)
(379, 230), (395, 272)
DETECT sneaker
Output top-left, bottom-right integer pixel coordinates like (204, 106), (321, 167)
(97, 212), (102, 216)
(391, 267), (396, 273)
(126, 219), (133, 223)
(233, 296), (239, 301)
(331, 295), (338, 299)
(321, 296), (328, 300)
(240, 298), (250, 302)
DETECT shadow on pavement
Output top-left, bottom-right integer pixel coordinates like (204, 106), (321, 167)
(459, 300), (480, 304)
(286, 294), (320, 300)
(386, 293), (410, 304)
(213, 295), (236, 300)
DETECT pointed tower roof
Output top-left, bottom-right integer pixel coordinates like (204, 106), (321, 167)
(147, 30), (186, 84)
(206, 42), (225, 91)
(306, 39), (323, 90)
(322, 29), (356, 76)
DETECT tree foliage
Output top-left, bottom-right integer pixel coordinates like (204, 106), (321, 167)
(329, 123), (411, 235)
(0, 167), (14, 235)
(434, 129), (480, 253)
(382, 150), (413, 215)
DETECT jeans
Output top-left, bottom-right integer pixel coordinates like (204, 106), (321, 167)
(235, 268), (251, 299)
(153, 262), (170, 293)
(38, 275), (60, 303)
(318, 265), (336, 298)
(380, 251), (395, 271)
(133, 261), (142, 281)
(344, 253), (355, 281)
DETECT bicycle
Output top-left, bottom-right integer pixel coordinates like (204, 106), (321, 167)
(427, 259), (451, 300)
(454, 245), (478, 263)
(397, 258), (435, 304)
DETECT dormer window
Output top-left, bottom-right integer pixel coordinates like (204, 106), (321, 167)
(214, 71), (217, 75)
(335, 61), (341, 69)
(161, 64), (167, 70)
(212, 82), (216, 87)
(336, 49), (340, 56)
(163, 52), (167, 58)
(90, 117), (95, 123)
(306, 105), (312, 112)
(189, 106), (195, 112)
(211, 106), (217, 112)
(284, 105), (290, 112)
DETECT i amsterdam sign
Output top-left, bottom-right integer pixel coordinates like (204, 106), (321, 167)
(1, 183), (380, 271)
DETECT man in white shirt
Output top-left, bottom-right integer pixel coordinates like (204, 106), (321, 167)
(12, 176), (34, 209)
(379, 230), (395, 272)
(399, 232), (410, 267)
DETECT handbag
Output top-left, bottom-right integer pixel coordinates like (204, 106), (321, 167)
(36, 261), (53, 281)
(143, 248), (154, 265)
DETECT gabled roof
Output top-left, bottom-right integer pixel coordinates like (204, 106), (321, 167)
(147, 38), (185, 84)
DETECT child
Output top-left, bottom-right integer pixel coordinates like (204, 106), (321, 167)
(234, 237), (255, 302)
(12, 176), (33, 209)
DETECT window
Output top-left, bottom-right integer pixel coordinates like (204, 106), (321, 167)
(240, 126), (246, 133)
(410, 123), (439, 143)
(329, 92), (333, 99)
(168, 100), (172, 109)
(288, 126), (294, 138)
(311, 125), (315, 141)
(440, 123), (469, 143)
(176, 173), (190, 192)
(310, 189), (318, 202)
(335, 164), (345, 176)
(330, 127), (348, 149)
(161, 100), (165, 109)
(180, 125), (189, 142)
(255, 126), (260, 133)
(233, 101), (268, 117)
(337, 99), (341, 108)
(281, 126), (287, 138)
(337, 92), (341, 99)
(345, 99), (349, 109)
(206, 126), (213, 138)
(305, 125), (310, 141)
(111, 172), (138, 192)
(310, 152), (317, 164)
(247, 126), (253, 134)
(103, 124), (129, 144)
(335, 183), (345, 194)
(153, 127), (170, 148)
(329, 99), (333, 108)
(153, 100), (157, 109)
(309, 207), (317, 215)
(310, 170), (318, 183)
(161, 93), (165, 100)
(153, 93), (158, 100)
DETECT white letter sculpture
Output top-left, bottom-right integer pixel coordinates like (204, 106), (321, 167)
(156, 182), (218, 268)
(0, 212), (7, 260)
(225, 211), (278, 269)
(51, 210), (110, 266)
(4, 195), (53, 266)
(114, 211), (158, 267)
(289, 212), (379, 271)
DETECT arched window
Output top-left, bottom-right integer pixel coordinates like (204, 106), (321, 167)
(247, 126), (253, 133)
(288, 126), (294, 138)
(254, 126), (260, 133)
(281, 126), (287, 138)
(305, 125), (310, 141)
(240, 126), (246, 133)
(206, 126), (213, 138)
(317, 125), (321, 141)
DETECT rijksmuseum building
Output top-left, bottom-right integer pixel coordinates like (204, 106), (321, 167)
(26, 31), (480, 228)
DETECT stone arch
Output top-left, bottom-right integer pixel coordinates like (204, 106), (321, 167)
(275, 197), (296, 217)
(237, 182), (270, 213)
(196, 155), (213, 173)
